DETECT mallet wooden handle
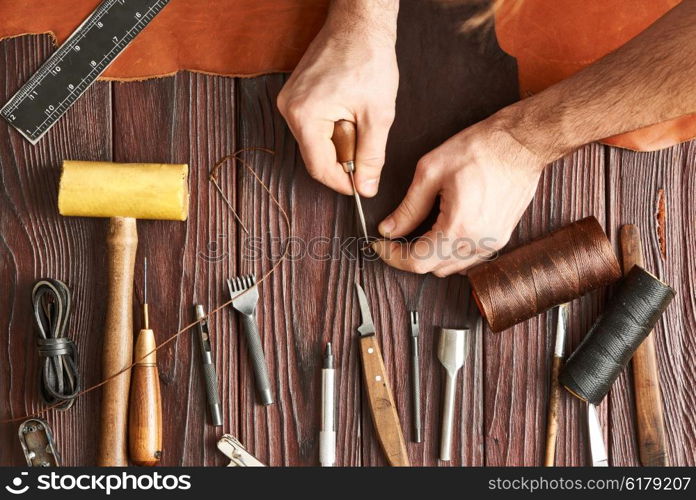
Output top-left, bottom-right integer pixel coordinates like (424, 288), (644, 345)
(98, 217), (137, 466)
(620, 224), (668, 466)
(359, 335), (410, 466)
(129, 328), (162, 466)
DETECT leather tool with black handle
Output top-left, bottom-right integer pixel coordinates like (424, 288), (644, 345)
(354, 282), (409, 466)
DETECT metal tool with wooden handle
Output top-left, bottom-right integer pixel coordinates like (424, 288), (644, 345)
(332, 120), (369, 241)
(58, 160), (188, 466)
(544, 303), (568, 466)
(620, 224), (668, 466)
(354, 282), (409, 466)
(128, 259), (162, 466)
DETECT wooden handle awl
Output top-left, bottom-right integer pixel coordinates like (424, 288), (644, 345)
(620, 224), (668, 466)
(331, 120), (357, 165)
(129, 328), (163, 466)
(98, 217), (137, 466)
(359, 335), (409, 466)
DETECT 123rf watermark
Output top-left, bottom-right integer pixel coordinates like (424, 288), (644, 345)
(489, 475), (692, 493)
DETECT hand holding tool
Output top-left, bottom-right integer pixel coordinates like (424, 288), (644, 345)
(194, 305), (223, 426)
(19, 419), (60, 467)
(409, 311), (422, 443)
(227, 274), (274, 406)
(544, 303), (568, 466)
(587, 404), (608, 467)
(354, 282), (409, 466)
(128, 259), (162, 466)
(620, 224), (668, 466)
(331, 120), (369, 242)
(58, 160), (188, 466)
(320, 342), (336, 467)
(437, 327), (467, 461)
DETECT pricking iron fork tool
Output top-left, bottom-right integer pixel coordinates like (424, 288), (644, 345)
(194, 305), (223, 426)
(437, 327), (467, 461)
(19, 418), (60, 466)
(227, 274), (274, 405)
(217, 435), (265, 467)
(332, 120), (369, 242)
(354, 282), (409, 466)
(409, 311), (422, 443)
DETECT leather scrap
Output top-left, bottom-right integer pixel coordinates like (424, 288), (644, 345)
(0, 0), (329, 80)
(495, 0), (696, 151)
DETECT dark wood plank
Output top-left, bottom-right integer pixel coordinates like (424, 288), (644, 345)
(0, 35), (112, 466)
(484, 144), (609, 466)
(235, 74), (363, 466)
(607, 142), (696, 466)
(111, 72), (238, 466)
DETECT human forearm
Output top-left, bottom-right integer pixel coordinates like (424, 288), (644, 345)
(325, 0), (399, 42)
(500, 0), (696, 163)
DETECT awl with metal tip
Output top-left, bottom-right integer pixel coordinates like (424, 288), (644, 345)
(437, 327), (467, 461)
(409, 311), (422, 443)
(332, 120), (369, 242)
(354, 282), (409, 466)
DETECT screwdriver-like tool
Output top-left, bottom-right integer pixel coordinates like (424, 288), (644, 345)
(128, 258), (163, 466)
(332, 120), (370, 242)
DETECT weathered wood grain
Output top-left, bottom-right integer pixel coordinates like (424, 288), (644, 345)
(0, 35), (112, 466)
(607, 143), (696, 466)
(111, 72), (239, 466)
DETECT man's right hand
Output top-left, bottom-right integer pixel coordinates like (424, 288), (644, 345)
(277, 0), (399, 198)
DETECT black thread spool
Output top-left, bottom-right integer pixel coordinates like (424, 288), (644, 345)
(559, 266), (675, 405)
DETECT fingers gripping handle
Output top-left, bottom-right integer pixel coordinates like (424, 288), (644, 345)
(240, 314), (274, 406)
(98, 217), (137, 466)
(332, 120), (357, 169)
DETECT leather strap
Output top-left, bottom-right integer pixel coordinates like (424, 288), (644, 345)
(32, 279), (79, 410)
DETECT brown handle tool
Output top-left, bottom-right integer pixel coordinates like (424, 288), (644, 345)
(129, 328), (162, 466)
(359, 335), (410, 466)
(331, 120), (357, 166)
(620, 224), (668, 466)
(98, 217), (137, 466)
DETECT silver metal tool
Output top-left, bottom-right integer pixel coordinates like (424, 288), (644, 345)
(332, 120), (369, 242)
(18, 418), (60, 466)
(545, 302), (568, 466)
(437, 327), (468, 461)
(409, 311), (422, 443)
(227, 274), (273, 406)
(194, 305), (223, 426)
(320, 342), (336, 467)
(217, 435), (265, 467)
(588, 404), (609, 467)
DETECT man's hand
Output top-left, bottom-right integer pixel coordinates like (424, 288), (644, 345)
(277, 0), (399, 197)
(373, 114), (546, 276)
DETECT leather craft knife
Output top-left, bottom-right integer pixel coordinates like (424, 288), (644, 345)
(354, 282), (409, 466)
(588, 404), (609, 467)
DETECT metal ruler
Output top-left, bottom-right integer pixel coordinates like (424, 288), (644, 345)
(1, 0), (171, 145)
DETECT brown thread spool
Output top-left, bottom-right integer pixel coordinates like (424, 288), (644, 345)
(559, 265), (675, 405)
(468, 216), (621, 332)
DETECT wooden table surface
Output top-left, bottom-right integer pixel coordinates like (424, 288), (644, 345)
(1, 2), (695, 466)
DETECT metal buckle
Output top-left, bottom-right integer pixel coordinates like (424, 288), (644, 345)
(18, 418), (60, 466)
(217, 435), (264, 467)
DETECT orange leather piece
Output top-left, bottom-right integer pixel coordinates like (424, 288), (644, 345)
(0, 0), (328, 79)
(495, 0), (696, 151)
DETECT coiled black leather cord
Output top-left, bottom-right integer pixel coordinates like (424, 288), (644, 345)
(32, 279), (79, 410)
